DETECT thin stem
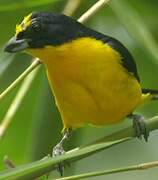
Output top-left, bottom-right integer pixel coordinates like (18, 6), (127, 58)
(0, 138), (129, 180)
(63, 0), (82, 17)
(78, 0), (110, 23)
(0, 61), (40, 139)
(65, 115), (158, 164)
(0, 59), (40, 101)
(57, 161), (158, 180)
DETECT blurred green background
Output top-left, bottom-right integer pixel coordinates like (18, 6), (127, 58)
(0, 0), (158, 179)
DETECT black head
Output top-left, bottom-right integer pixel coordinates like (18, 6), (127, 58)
(4, 12), (88, 52)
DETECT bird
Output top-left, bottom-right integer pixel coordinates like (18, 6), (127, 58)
(4, 12), (158, 175)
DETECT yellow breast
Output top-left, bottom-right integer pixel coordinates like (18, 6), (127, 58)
(27, 37), (142, 129)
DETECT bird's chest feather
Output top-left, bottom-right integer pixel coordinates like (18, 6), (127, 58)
(27, 38), (142, 128)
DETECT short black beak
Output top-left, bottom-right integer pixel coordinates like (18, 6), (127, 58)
(4, 36), (29, 53)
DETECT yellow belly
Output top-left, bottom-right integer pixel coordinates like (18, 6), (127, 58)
(27, 37), (142, 129)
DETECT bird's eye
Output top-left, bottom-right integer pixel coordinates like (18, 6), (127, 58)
(31, 21), (41, 32)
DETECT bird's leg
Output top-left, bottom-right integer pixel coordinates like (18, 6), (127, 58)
(128, 114), (149, 142)
(52, 128), (72, 176)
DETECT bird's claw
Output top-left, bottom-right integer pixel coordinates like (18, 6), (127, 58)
(53, 143), (65, 176)
(132, 114), (149, 142)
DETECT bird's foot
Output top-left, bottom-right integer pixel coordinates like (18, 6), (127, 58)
(53, 143), (66, 176)
(52, 128), (72, 176)
(131, 114), (149, 142)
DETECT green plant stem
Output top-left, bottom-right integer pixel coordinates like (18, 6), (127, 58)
(0, 63), (40, 140)
(67, 115), (158, 163)
(57, 161), (158, 180)
(78, 0), (110, 23)
(0, 59), (41, 101)
(63, 0), (82, 17)
(0, 138), (129, 180)
(0, 115), (158, 179)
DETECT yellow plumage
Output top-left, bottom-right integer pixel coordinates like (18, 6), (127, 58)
(27, 37), (142, 130)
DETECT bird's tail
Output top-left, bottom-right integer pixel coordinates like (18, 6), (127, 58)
(142, 88), (158, 100)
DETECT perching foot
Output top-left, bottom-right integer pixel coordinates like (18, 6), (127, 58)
(129, 114), (149, 141)
(52, 128), (72, 176)
(53, 143), (65, 176)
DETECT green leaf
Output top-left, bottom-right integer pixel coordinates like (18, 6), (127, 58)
(0, 138), (128, 180)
